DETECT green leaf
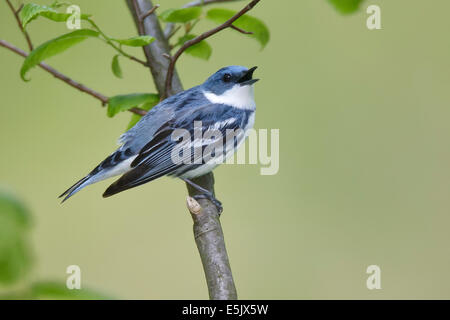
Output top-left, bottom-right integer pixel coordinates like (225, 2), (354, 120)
(206, 8), (270, 48)
(31, 282), (111, 300)
(0, 239), (32, 286)
(178, 34), (212, 60)
(19, 3), (90, 29)
(40, 11), (91, 23)
(50, 1), (72, 9)
(111, 55), (122, 78)
(328, 0), (364, 14)
(0, 191), (32, 285)
(108, 93), (159, 118)
(125, 100), (158, 130)
(20, 29), (99, 81)
(0, 191), (31, 228)
(112, 35), (155, 47)
(20, 3), (56, 28)
(160, 7), (202, 23)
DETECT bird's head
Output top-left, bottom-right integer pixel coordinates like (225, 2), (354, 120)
(202, 66), (259, 96)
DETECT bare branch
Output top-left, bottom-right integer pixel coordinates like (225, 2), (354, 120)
(5, 0), (33, 51)
(0, 39), (147, 116)
(163, 0), (261, 98)
(185, 176), (237, 300)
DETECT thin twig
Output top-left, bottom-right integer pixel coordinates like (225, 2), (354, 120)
(139, 4), (159, 21)
(230, 24), (253, 34)
(166, 25), (182, 40)
(163, 0), (261, 98)
(129, 107), (148, 116)
(164, 0), (244, 38)
(87, 19), (149, 67)
(5, 0), (33, 51)
(184, 0), (243, 8)
(0, 39), (147, 116)
(16, 3), (24, 14)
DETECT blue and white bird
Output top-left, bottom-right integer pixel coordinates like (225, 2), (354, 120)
(59, 66), (259, 211)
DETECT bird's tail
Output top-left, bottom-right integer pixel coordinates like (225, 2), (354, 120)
(59, 175), (93, 203)
(59, 149), (137, 203)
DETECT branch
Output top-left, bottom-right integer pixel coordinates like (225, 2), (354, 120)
(3, 1), (150, 115)
(6, 0), (33, 51)
(126, 0), (184, 96)
(163, 0), (261, 98)
(230, 24), (253, 34)
(0, 39), (147, 115)
(86, 18), (149, 68)
(186, 195), (237, 299)
(0, 39), (107, 105)
(126, 0), (238, 299)
(164, 0), (244, 38)
(139, 4), (159, 21)
(184, 0), (244, 8)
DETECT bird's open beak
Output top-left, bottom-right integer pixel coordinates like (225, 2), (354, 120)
(238, 66), (259, 86)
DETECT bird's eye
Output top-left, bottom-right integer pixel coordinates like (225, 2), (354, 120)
(223, 73), (232, 83)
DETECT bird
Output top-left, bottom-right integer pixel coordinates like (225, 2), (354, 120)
(59, 65), (259, 212)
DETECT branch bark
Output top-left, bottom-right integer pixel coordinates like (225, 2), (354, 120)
(186, 177), (237, 300)
(126, 0), (184, 96)
(125, 0), (238, 299)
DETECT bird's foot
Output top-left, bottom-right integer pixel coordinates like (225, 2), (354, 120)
(192, 194), (223, 215)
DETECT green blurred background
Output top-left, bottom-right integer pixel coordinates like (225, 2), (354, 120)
(1, 0), (450, 299)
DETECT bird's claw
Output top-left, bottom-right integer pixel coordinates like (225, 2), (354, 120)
(192, 194), (223, 215)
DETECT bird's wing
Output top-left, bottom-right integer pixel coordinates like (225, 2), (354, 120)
(117, 86), (200, 153)
(103, 103), (247, 197)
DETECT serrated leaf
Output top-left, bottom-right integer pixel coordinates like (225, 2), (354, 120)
(20, 3), (90, 29)
(111, 55), (122, 78)
(112, 35), (155, 47)
(328, 0), (364, 14)
(160, 7), (202, 23)
(206, 8), (269, 48)
(20, 29), (99, 81)
(178, 34), (212, 60)
(31, 282), (111, 300)
(125, 100), (159, 130)
(108, 93), (159, 118)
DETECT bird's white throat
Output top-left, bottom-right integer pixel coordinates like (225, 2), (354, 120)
(203, 84), (256, 110)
